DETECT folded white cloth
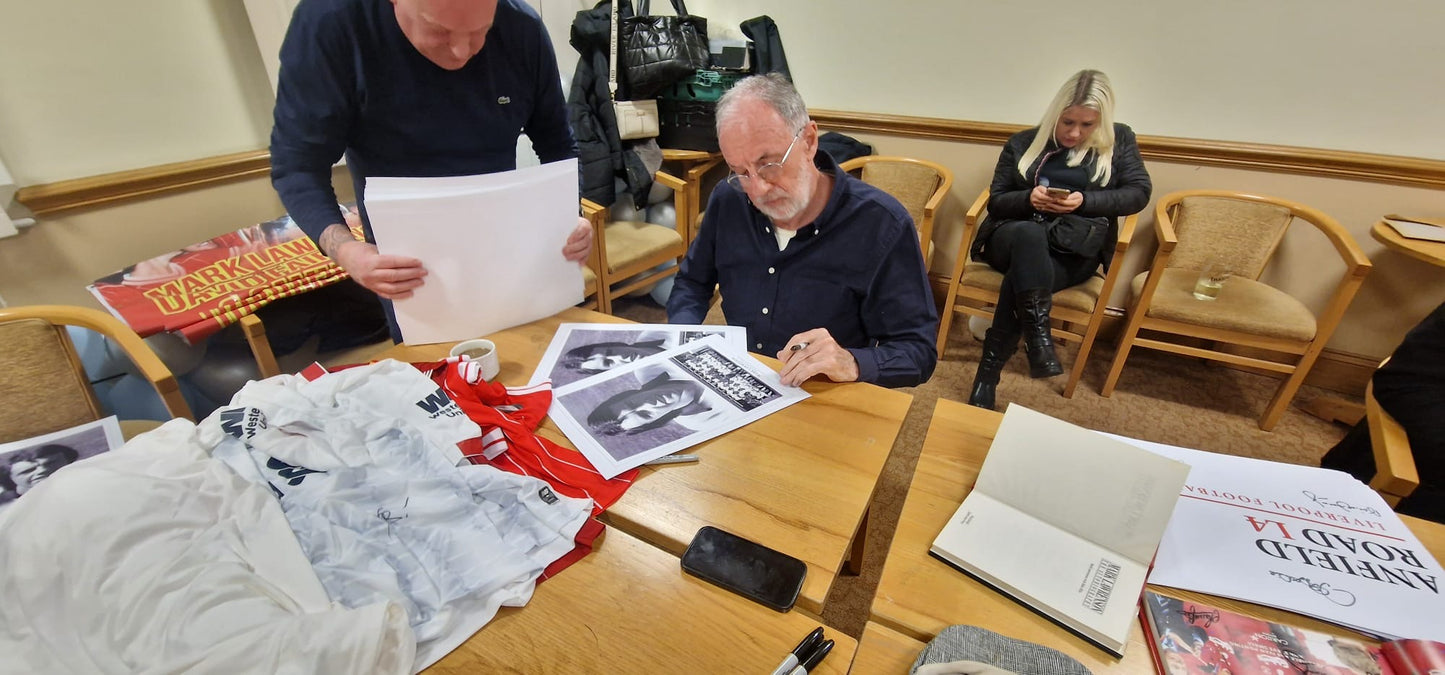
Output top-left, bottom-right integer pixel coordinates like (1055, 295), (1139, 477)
(0, 419), (415, 675)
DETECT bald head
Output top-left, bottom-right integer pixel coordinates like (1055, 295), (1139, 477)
(391, 0), (499, 70)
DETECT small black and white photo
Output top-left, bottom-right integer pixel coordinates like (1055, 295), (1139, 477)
(529, 323), (746, 389)
(0, 417), (124, 512)
(548, 335), (808, 478)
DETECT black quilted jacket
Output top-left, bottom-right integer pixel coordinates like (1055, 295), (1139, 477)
(567, 1), (655, 209)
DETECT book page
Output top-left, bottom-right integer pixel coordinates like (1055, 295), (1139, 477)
(932, 491), (1145, 653)
(977, 405), (1191, 565)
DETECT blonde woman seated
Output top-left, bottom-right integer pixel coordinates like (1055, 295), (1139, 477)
(967, 69), (1152, 410)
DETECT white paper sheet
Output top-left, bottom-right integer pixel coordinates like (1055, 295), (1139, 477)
(548, 335), (809, 479)
(528, 323), (748, 389)
(366, 159), (584, 345)
(1113, 433), (1445, 641)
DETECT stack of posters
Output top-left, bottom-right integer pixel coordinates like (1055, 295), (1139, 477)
(88, 213), (352, 342)
(1116, 434), (1445, 642)
(530, 324), (806, 479)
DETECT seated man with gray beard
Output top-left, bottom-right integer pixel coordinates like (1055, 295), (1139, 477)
(666, 74), (938, 388)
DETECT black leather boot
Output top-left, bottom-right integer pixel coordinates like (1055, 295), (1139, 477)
(1017, 288), (1064, 379)
(967, 328), (1019, 410)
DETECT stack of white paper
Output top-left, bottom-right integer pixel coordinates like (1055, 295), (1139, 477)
(366, 159), (584, 344)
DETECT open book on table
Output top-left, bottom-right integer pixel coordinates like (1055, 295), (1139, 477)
(930, 405), (1191, 656)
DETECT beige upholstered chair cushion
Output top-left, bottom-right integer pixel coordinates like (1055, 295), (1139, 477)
(582, 266), (597, 291)
(603, 221), (685, 274)
(960, 262), (1103, 314)
(1167, 196), (1293, 278)
(1130, 268), (1316, 342)
(0, 319), (99, 443)
(860, 162), (941, 230)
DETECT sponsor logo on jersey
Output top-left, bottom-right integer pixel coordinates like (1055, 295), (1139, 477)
(219, 407), (268, 440)
(416, 387), (464, 419)
(538, 486), (559, 505)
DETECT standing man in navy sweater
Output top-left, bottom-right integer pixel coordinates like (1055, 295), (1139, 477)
(271, 0), (592, 341)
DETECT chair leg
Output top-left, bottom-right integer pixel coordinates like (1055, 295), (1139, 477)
(1100, 308), (1146, 397)
(1259, 347), (1324, 431)
(1063, 314), (1105, 399)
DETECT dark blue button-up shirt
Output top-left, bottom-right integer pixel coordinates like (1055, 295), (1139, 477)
(667, 152), (938, 388)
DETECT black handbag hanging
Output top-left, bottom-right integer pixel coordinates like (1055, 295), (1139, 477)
(620, 0), (710, 100)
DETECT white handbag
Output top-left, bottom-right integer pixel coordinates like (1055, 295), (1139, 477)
(610, 0), (659, 140)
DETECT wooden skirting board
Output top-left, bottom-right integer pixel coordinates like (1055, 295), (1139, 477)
(17, 110), (1445, 216)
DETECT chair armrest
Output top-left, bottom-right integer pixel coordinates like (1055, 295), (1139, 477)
(1115, 212), (1139, 253)
(653, 170), (686, 191)
(1153, 199), (1180, 253)
(1367, 376), (1420, 506)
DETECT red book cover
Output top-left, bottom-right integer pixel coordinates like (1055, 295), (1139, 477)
(87, 212), (356, 342)
(1142, 590), (1397, 675)
(1381, 640), (1445, 675)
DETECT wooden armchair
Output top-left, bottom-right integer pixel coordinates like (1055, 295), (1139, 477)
(1100, 190), (1372, 430)
(584, 170), (690, 314)
(937, 188), (1138, 398)
(0, 305), (192, 443)
(1366, 358), (1420, 507)
(839, 156), (952, 272)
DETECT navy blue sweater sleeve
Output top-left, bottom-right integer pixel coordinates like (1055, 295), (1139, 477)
(846, 218), (939, 387)
(269, 2), (354, 244)
(522, 16), (578, 163)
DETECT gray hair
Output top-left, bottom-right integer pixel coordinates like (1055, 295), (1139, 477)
(715, 73), (809, 132)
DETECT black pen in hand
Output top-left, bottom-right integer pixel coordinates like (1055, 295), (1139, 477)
(769, 627), (824, 675)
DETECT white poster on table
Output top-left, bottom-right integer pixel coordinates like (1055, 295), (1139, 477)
(549, 335), (808, 479)
(529, 323), (747, 389)
(366, 159), (584, 345)
(1115, 433), (1445, 641)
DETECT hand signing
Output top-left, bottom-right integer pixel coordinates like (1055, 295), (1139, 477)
(1030, 185), (1084, 214)
(776, 328), (860, 387)
(564, 216), (594, 263)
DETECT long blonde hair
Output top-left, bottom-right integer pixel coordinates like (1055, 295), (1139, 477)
(1016, 69), (1117, 186)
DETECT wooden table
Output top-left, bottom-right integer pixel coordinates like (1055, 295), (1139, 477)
(850, 621), (926, 674)
(1372, 219), (1445, 267)
(869, 398), (1445, 674)
(424, 526), (857, 674)
(379, 307), (912, 616)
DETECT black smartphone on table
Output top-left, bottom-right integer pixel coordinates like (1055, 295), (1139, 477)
(680, 525), (807, 612)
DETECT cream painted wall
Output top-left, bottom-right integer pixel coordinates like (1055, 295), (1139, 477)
(837, 130), (1445, 359)
(0, 1), (274, 184)
(676, 0), (1445, 160)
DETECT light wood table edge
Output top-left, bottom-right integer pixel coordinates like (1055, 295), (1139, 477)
(1371, 219), (1445, 267)
(850, 621), (927, 674)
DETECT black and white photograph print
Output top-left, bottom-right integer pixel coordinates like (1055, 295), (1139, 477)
(529, 323), (746, 389)
(548, 335), (808, 479)
(0, 417), (124, 512)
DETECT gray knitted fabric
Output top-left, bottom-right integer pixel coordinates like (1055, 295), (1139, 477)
(910, 625), (1093, 675)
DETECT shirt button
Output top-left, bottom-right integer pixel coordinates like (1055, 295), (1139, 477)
(756, 342), (763, 350)
(761, 307), (769, 315)
(768, 267), (775, 274)
(763, 227), (770, 233)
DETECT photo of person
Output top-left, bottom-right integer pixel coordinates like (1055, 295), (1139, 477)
(0, 417), (124, 512)
(530, 323), (746, 388)
(548, 335), (808, 478)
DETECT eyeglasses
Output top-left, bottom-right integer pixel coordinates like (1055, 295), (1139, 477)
(725, 128), (804, 188)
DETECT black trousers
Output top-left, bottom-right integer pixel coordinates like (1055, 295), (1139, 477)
(981, 219), (1100, 333)
(1321, 300), (1445, 523)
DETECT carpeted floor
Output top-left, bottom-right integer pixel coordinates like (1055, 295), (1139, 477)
(607, 296), (1354, 638)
